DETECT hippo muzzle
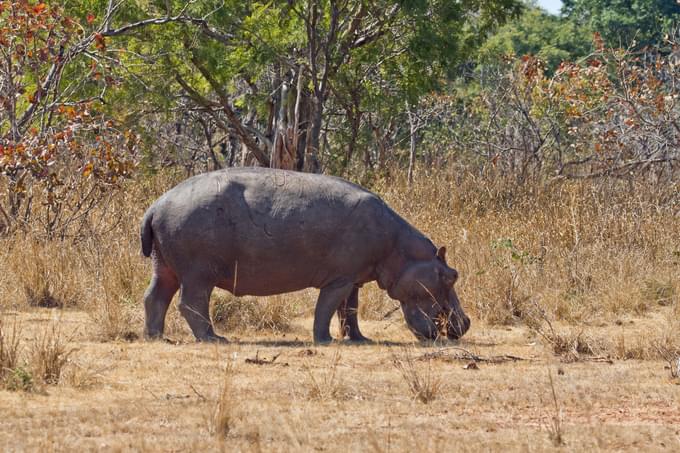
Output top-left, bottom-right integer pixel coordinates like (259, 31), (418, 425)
(443, 308), (471, 340)
(401, 291), (471, 341)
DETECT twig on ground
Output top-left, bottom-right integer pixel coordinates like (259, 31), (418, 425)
(245, 351), (288, 366)
(416, 347), (530, 364)
(189, 384), (207, 401)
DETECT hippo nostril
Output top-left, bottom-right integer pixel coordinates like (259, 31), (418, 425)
(445, 315), (470, 340)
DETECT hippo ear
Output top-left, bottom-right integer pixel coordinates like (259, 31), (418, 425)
(436, 246), (447, 263)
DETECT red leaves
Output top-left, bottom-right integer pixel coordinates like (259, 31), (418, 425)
(32, 3), (47, 15)
(57, 105), (77, 120)
(94, 33), (106, 51)
(593, 32), (605, 52)
(0, 0), (139, 203)
(519, 54), (543, 85)
(654, 94), (665, 113)
(82, 162), (93, 177)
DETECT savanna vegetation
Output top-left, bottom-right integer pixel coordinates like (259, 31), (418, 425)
(1, 0), (679, 450)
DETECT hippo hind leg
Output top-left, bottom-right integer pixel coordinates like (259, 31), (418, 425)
(144, 251), (179, 339)
(337, 286), (372, 343)
(178, 277), (226, 343)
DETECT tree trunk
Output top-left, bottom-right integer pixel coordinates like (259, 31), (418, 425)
(293, 67), (307, 171)
(407, 102), (417, 185)
(342, 111), (361, 175)
(305, 96), (323, 173)
(271, 80), (296, 169)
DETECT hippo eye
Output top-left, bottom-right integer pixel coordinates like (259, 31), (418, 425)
(439, 268), (457, 287)
(450, 270), (459, 285)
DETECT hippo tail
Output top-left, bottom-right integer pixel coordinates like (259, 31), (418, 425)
(140, 208), (154, 258)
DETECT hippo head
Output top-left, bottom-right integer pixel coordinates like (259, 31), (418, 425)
(392, 247), (470, 341)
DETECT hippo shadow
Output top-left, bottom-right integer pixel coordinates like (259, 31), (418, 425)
(228, 338), (471, 348)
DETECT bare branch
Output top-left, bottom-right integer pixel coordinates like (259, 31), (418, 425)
(101, 10), (233, 46)
(176, 68), (270, 167)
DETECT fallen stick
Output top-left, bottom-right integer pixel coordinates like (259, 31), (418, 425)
(245, 351), (288, 366)
(417, 347), (530, 364)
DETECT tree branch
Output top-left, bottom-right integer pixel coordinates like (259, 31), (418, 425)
(176, 66), (270, 167)
(101, 11), (233, 46)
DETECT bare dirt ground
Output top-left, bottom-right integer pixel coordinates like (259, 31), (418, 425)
(1, 308), (679, 452)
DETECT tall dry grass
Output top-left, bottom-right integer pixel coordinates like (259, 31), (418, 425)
(210, 361), (238, 439)
(301, 349), (345, 400)
(211, 291), (300, 334)
(0, 172), (177, 340)
(0, 316), (77, 391)
(0, 317), (21, 382)
(374, 169), (679, 328)
(0, 168), (678, 349)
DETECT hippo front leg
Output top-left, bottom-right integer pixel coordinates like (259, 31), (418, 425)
(313, 279), (355, 344)
(337, 286), (372, 343)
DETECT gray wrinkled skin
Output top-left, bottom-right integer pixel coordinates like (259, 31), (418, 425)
(140, 167), (470, 344)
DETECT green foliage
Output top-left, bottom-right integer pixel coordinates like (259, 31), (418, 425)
(5, 366), (34, 392)
(54, 0), (523, 170)
(492, 238), (538, 265)
(480, 5), (592, 72)
(563, 0), (680, 48)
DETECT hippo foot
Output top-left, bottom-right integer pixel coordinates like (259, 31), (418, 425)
(313, 335), (334, 345)
(196, 334), (228, 344)
(144, 331), (164, 341)
(345, 335), (373, 345)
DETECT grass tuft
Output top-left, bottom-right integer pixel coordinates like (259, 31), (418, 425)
(30, 322), (75, 385)
(12, 239), (83, 308)
(211, 291), (296, 333)
(5, 366), (34, 392)
(544, 369), (565, 446)
(302, 349), (344, 400)
(392, 347), (443, 404)
(0, 317), (21, 375)
(210, 362), (237, 439)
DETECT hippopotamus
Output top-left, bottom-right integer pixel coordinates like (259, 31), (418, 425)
(140, 167), (470, 344)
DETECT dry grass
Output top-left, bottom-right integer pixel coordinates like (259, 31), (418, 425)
(61, 359), (106, 389)
(374, 171), (680, 327)
(211, 291), (300, 334)
(0, 316), (77, 391)
(30, 322), (75, 385)
(654, 342), (680, 380)
(302, 349), (345, 400)
(0, 317), (35, 392)
(0, 311), (678, 451)
(0, 317), (21, 385)
(391, 347), (443, 404)
(210, 361), (237, 439)
(1, 170), (677, 341)
(10, 238), (83, 309)
(0, 169), (679, 449)
(544, 369), (565, 446)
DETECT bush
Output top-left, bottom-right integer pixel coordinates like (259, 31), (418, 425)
(435, 36), (680, 183)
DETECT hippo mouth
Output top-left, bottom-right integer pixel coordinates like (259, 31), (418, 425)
(408, 311), (470, 341)
(436, 311), (471, 340)
(402, 303), (471, 341)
